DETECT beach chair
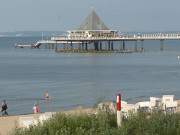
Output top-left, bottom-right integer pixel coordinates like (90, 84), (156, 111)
(18, 116), (38, 128)
(39, 112), (54, 123)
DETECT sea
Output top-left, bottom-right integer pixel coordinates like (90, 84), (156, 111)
(0, 36), (180, 115)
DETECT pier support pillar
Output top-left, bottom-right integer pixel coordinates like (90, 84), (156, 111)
(108, 41), (111, 51)
(134, 40), (138, 52)
(122, 41), (125, 50)
(78, 43), (81, 51)
(52, 44), (55, 50)
(119, 41), (123, 51)
(105, 42), (108, 50)
(111, 41), (114, 51)
(141, 40), (144, 52)
(55, 44), (58, 51)
(70, 41), (73, 50)
(85, 42), (88, 51)
(45, 44), (48, 49)
(160, 39), (164, 51)
(81, 42), (84, 51)
(94, 41), (99, 51)
(63, 44), (66, 50)
(100, 42), (102, 51)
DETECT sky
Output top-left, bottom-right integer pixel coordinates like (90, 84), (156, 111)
(0, 0), (180, 32)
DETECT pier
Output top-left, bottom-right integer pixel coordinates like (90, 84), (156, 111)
(16, 10), (180, 52)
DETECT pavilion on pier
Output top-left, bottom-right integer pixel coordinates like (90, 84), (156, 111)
(67, 10), (119, 39)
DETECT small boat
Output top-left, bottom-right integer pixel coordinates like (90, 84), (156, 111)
(15, 44), (32, 48)
(14, 44), (38, 48)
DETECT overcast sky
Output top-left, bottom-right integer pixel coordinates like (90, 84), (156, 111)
(0, 0), (180, 32)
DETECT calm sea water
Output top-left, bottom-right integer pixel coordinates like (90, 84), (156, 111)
(0, 37), (180, 115)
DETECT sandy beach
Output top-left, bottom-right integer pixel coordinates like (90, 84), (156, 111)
(0, 113), (40, 135)
(0, 107), (96, 135)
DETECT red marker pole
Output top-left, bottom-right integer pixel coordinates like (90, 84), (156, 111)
(116, 94), (122, 127)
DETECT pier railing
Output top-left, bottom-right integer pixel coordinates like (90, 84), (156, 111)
(50, 33), (180, 41)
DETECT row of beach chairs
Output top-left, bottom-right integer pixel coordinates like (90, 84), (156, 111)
(18, 112), (55, 128)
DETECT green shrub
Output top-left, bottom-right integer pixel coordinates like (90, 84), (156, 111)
(13, 112), (180, 135)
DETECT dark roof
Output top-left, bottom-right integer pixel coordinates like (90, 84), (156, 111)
(78, 10), (109, 30)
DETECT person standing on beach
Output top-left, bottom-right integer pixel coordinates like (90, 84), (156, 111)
(33, 103), (40, 114)
(1, 100), (8, 116)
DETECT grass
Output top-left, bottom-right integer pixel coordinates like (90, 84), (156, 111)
(13, 111), (180, 135)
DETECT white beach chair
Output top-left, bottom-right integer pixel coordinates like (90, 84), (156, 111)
(39, 112), (54, 123)
(19, 116), (38, 128)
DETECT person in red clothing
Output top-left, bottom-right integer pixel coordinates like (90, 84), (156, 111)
(33, 103), (40, 114)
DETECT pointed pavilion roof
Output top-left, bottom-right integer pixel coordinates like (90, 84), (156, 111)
(78, 10), (109, 30)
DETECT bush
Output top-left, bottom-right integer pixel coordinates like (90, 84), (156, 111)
(13, 112), (180, 135)
(121, 112), (180, 135)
